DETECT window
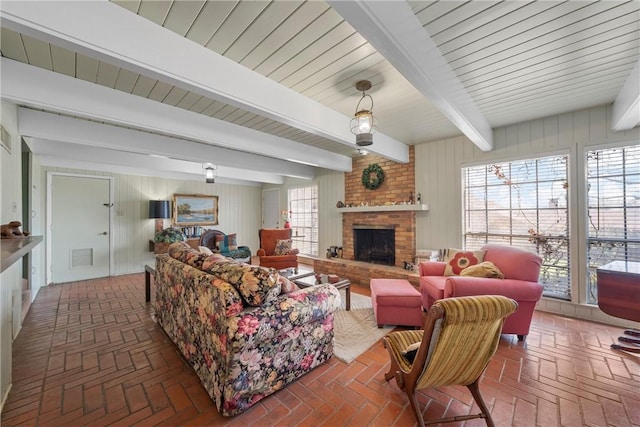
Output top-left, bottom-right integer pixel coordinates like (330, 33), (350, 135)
(463, 155), (570, 300)
(586, 144), (640, 304)
(288, 185), (319, 256)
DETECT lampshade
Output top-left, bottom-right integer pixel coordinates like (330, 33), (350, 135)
(149, 200), (170, 219)
(350, 80), (377, 147)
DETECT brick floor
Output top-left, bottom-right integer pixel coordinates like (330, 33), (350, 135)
(1, 273), (639, 426)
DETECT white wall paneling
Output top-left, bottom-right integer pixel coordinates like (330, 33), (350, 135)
(0, 101), (22, 409)
(412, 104), (640, 324)
(40, 167), (263, 276)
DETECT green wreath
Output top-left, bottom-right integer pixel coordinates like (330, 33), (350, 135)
(361, 163), (385, 190)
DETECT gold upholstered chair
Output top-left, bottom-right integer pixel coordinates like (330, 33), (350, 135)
(383, 295), (518, 427)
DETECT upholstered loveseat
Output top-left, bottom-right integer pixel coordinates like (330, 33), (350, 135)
(155, 242), (341, 416)
(419, 244), (544, 341)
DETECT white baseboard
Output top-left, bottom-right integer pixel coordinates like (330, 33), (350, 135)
(536, 297), (640, 329)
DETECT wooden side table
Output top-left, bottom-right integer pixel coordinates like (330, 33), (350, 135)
(145, 264), (155, 302)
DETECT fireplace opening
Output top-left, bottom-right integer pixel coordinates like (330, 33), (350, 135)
(353, 225), (395, 266)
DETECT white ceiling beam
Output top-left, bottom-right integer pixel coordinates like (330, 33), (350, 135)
(612, 60), (640, 131)
(329, 1), (493, 152)
(26, 138), (277, 185)
(0, 0), (408, 163)
(1, 58), (346, 173)
(18, 108), (297, 182)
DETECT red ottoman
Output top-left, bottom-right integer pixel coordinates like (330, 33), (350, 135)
(370, 279), (423, 328)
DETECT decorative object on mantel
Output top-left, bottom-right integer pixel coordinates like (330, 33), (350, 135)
(336, 201), (345, 208)
(362, 163), (385, 190)
(1, 221), (30, 239)
(350, 80), (377, 146)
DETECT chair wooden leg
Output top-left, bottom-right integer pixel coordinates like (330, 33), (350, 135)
(382, 340), (400, 382)
(467, 379), (495, 427)
(610, 329), (640, 352)
(407, 389), (426, 427)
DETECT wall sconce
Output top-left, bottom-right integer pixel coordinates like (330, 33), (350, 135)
(149, 200), (170, 233)
(350, 80), (376, 146)
(204, 163), (216, 184)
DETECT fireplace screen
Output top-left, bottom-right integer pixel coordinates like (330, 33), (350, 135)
(353, 225), (395, 266)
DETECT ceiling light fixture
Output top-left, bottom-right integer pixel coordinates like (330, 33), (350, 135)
(203, 163), (216, 183)
(350, 80), (376, 147)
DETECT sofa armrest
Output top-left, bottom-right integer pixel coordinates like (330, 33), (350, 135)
(227, 284), (341, 349)
(444, 276), (544, 301)
(419, 261), (447, 276)
(289, 248), (299, 256)
(257, 248), (266, 257)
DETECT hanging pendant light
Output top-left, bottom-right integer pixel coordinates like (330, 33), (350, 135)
(203, 163), (216, 183)
(350, 80), (377, 146)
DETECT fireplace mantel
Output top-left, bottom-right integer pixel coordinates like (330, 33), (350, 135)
(337, 204), (429, 213)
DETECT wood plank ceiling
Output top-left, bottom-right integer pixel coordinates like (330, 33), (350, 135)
(1, 0), (638, 184)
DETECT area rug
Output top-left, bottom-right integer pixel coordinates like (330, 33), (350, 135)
(332, 292), (394, 364)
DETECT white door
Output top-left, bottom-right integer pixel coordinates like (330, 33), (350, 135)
(51, 175), (111, 283)
(262, 188), (280, 229)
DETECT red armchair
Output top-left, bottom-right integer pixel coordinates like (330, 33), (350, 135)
(257, 228), (299, 272)
(419, 244), (544, 341)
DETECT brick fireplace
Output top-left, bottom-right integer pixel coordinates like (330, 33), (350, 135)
(342, 211), (415, 268)
(340, 146), (416, 268)
(313, 147), (419, 286)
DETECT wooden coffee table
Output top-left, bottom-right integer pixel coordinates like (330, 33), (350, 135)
(290, 272), (351, 310)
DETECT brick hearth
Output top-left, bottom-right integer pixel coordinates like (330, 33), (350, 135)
(313, 257), (419, 288)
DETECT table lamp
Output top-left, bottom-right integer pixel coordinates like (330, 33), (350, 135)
(149, 200), (170, 234)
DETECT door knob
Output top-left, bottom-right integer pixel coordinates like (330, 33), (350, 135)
(101, 232), (108, 235)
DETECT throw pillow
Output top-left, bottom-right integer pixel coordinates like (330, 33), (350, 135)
(278, 275), (300, 294)
(225, 233), (238, 251)
(202, 262), (281, 306)
(274, 239), (292, 255)
(167, 242), (208, 270)
(459, 261), (505, 279)
(443, 248), (485, 276)
(201, 253), (232, 270)
(401, 341), (421, 363)
(215, 233), (226, 252)
(199, 245), (213, 256)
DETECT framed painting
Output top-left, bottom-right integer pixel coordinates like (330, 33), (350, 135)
(172, 194), (218, 226)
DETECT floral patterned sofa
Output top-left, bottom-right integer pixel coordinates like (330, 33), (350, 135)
(155, 242), (341, 416)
